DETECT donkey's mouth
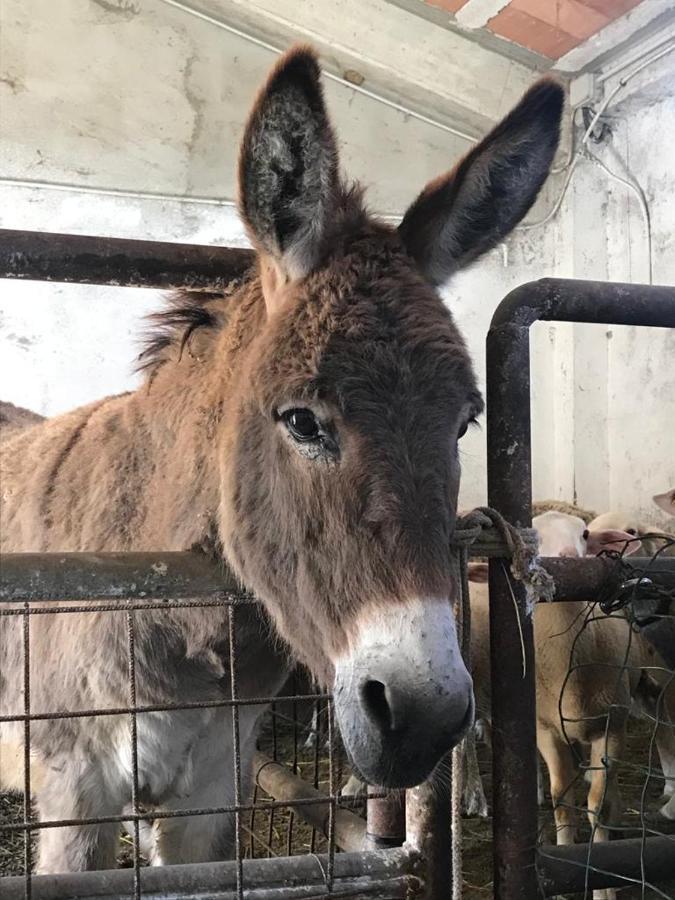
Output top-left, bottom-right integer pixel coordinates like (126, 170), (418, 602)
(335, 686), (475, 789)
(332, 595), (475, 788)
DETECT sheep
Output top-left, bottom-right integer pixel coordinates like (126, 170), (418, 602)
(468, 511), (675, 867)
(587, 510), (675, 559)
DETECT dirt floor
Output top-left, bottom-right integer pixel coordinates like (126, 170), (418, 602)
(1, 702), (674, 897)
(461, 718), (675, 900)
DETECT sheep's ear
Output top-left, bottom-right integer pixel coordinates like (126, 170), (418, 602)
(653, 489), (675, 516)
(399, 79), (564, 285)
(586, 529), (642, 557)
(238, 46), (340, 312)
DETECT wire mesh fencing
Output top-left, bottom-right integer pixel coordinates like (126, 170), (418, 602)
(0, 556), (428, 900)
(534, 535), (675, 898)
(0, 594), (338, 889)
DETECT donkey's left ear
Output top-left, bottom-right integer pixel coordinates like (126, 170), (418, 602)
(399, 79), (564, 285)
(238, 46), (340, 301)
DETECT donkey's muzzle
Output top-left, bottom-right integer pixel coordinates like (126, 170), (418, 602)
(333, 596), (474, 788)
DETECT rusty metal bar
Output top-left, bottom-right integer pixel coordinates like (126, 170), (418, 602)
(542, 556), (675, 599)
(0, 550), (237, 601)
(252, 752), (366, 853)
(486, 320), (538, 899)
(0, 228), (254, 290)
(537, 836), (675, 896)
(366, 791), (406, 849)
(486, 278), (675, 899)
(0, 847), (418, 900)
(491, 277), (675, 330)
(5, 548), (672, 604)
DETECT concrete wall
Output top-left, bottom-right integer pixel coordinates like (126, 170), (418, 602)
(1, 0), (673, 527)
(549, 54), (675, 526)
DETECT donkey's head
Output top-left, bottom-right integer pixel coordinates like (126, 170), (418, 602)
(219, 47), (563, 787)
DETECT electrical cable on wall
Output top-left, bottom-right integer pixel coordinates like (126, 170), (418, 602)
(514, 40), (674, 281)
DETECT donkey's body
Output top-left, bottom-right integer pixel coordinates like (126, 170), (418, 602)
(1, 333), (291, 868)
(0, 47), (563, 872)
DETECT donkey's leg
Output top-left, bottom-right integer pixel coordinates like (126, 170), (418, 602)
(340, 772), (366, 798)
(35, 756), (123, 873)
(537, 728), (578, 845)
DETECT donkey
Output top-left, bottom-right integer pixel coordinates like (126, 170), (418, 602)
(0, 46), (563, 872)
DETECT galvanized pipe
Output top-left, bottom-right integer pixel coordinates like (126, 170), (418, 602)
(486, 278), (675, 899)
(252, 752), (366, 853)
(0, 847), (417, 900)
(0, 228), (254, 290)
(405, 766), (453, 898)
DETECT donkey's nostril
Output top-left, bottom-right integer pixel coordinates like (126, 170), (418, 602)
(361, 679), (396, 733)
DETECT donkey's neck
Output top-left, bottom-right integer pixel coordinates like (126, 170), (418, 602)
(125, 280), (265, 552)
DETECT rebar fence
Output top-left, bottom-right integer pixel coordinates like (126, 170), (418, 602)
(536, 536), (675, 899)
(0, 553), (413, 899)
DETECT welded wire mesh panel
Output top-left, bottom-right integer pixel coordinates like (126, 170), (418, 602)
(537, 536), (675, 898)
(0, 589), (361, 899)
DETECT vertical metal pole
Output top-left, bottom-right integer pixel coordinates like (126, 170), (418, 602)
(406, 764), (453, 898)
(486, 323), (538, 899)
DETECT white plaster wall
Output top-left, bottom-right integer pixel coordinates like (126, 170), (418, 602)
(561, 66), (675, 527)
(604, 91), (675, 525)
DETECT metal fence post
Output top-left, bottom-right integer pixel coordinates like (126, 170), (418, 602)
(486, 321), (539, 899)
(485, 277), (675, 899)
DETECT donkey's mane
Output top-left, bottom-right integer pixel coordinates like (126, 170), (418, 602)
(136, 279), (246, 378)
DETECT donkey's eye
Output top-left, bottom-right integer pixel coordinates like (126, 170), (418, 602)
(282, 408), (321, 442)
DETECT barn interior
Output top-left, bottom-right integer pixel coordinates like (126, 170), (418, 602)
(1, 2), (674, 898)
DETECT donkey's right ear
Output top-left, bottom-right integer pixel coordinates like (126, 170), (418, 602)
(238, 47), (340, 312)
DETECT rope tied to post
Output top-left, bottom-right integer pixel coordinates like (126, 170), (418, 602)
(447, 506), (553, 900)
(453, 505), (555, 609)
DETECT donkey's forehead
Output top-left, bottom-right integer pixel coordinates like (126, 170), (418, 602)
(261, 236), (480, 411)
